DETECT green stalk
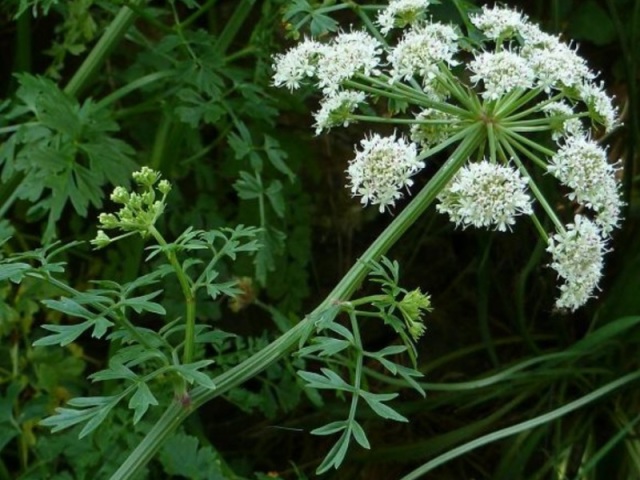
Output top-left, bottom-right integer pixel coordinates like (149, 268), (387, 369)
(94, 71), (176, 112)
(499, 137), (564, 232)
(350, 115), (463, 126)
(64, 0), (146, 97)
(400, 371), (640, 479)
(109, 124), (486, 480)
(213, 0), (256, 55)
(183, 0), (220, 28)
(147, 226), (196, 364)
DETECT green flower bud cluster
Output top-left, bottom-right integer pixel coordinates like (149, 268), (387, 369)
(91, 167), (172, 249)
(397, 288), (432, 341)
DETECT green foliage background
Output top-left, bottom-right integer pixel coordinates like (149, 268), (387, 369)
(0, 0), (639, 479)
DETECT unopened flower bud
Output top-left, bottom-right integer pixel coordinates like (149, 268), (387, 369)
(98, 213), (118, 228)
(158, 179), (172, 195)
(132, 166), (159, 186)
(110, 187), (129, 204)
(91, 230), (111, 249)
(398, 289), (432, 341)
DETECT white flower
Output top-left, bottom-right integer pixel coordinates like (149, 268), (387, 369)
(436, 160), (533, 231)
(470, 5), (528, 40)
(315, 31), (381, 94)
(541, 101), (584, 141)
(547, 135), (622, 234)
(518, 22), (558, 47)
(521, 39), (594, 91)
(272, 38), (323, 91)
(547, 215), (606, 311)
(578, 81), (620, 132)
(377, 0), (432, 35)
(469, 50), (535, 100)
(313, 90), (366, 135)
(388, 22), (459, 86)
(592, 175), (624, 234)
(346, 133), (422, 212)
(410, 108), (457, 148)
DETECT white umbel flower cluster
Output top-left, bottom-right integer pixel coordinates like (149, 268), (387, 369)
(522, 40), (594, 91)
(579, 81), (620, 132)
(436, 161), (533, 231)
(313, 91), (366, 135)
(547, 215), (607, 311)
(470, 4), (527, 40)
(388, 22), (459, 87)
(542, 101), (585, 141)
(272, 38), (323, 91)
(272, 31), (381, 94)
(469, 5), (598, 95)
(316, 31), (382, 94)
(347, 133), (422, 212)
(469, 50), (535, 100)
(547, 135), (623, 234)
(377, 0), (432, 35)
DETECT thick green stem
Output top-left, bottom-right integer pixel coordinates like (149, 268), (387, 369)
(214, 0), (256, 55)
(109, 125), (486, 480)
(64, 0), (146, 97)
(111, 125), (484, 480)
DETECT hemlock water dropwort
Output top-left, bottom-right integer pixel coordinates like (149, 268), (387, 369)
(272, 2), (623, 311)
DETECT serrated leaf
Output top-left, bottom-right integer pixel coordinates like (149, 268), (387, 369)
(123, 291), (166, 315)
(66, 396), (115, 408)
(110, 344), (167, 368)
(264, 135), (294, 182)
(33, 321), (92, 347)
(254, 226), (286, 286)
(233, 171), (262, 200)
(298, 337), (350, 358)
(0, 262), (31, 282)
(313, 304), (341, 331)
(316, 429), (350, 474)
(395, 364), (425, 397)
(175, 88), (224, 127)
(40, 395), (121, 437)
(350, 420), (370, 449)
(265, 180), (285, 218)
(377, 357), (398, 375)
(91, 316), (114, 339)
(174, 360), (215, 389)
(360, 391), (407, 422)
(42, 297), (94, 319)
(195, 329), (236, 345)
(206, 279), (241, 300)
(325, 322), (354, 343)
(375, 345), (408, 357)
(78, 401), (117, 438)
(90, 361), (138, 383)
(298, 368), (353, 392)
(40, 407), (97, 432)
(309, 11), (339, 36)
(129, 382), (159, 424)
(310, 420), (346, 436)
(159, 432), (227, 480)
